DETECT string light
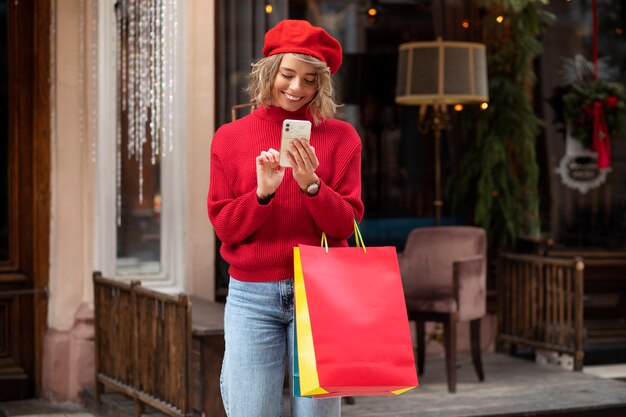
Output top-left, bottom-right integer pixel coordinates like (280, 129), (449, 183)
(265, 3), (273, 14)
(366, 7), (379, 25)
(116, 0), (123, 226)
(496, 15), (504, 23)
(461, 20), (469, 29)
(481, 102), (489, 110)
(117, 0), (179, 215)
(454, 104), (463, 111)
(616, 27), (623, 35)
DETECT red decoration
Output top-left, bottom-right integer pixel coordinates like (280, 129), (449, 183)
(590, 0), (611, 169)
(590, 101), (611, 169)
(605, 96), (619, 107)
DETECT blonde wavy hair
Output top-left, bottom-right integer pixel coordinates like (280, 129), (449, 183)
(246, 53), (340, 125)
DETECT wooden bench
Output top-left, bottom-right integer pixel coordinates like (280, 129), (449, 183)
(190, 296), (226, 417)
(94, 272), (226, 417)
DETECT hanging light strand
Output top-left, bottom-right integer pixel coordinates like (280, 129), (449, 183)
(121, 1), (127, 112)
(126, 0), (136, 160)
(168, 0), (178, 152)
(117, 0), (178, 211)
(137, 0), (149, 203)
(149, 0), (157, 164)
(159, 0), (167, 158)
(161, 0), (170, 156)
(116, 2), (123, 226)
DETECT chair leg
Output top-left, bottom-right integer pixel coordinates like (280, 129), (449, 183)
(470, 318), (485, 382)
(416, 320), (425, 376)
(443, 316), (457, 393)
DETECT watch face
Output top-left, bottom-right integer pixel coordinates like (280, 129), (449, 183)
(307, 183), (319, 194)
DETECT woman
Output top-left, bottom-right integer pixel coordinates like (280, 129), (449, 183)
(207, 19), (364, 417)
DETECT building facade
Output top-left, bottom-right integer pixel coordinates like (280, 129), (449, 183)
(1, 0), (624, 403)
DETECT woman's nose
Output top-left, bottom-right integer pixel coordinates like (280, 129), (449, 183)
(289, 77), (303, 91)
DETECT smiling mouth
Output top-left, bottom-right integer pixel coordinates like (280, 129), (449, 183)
(283, 92), (302, 102)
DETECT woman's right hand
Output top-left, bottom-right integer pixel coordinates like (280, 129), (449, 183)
(256, 148), (285, 198)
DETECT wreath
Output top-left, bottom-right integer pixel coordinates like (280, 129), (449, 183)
(548, 54), (626, 149)
(560, 80), (626, 148)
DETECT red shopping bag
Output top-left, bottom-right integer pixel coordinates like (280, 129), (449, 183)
(294, 223), (418, 397)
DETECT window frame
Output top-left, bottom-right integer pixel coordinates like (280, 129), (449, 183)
(95, 0), (187, 292)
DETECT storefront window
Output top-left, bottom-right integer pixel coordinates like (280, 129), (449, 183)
(213, 0), (481, 295)
(287, 0), (437, 218)
(115, 0), (163, 275)
(541, 0), (626, 247)
(95, 0), (184, 288)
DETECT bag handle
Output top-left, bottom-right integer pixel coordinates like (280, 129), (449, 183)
(353, 219), (367, 253)
(321, 232), (329, 253)
(321, 219), (366, 254)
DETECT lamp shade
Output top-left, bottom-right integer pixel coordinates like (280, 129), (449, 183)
(395, 38), (489, 106)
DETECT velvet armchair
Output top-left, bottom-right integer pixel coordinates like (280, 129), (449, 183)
(398, 226), (487, 393)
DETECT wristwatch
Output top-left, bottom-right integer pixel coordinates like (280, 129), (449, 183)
(303, 180), (320, 197)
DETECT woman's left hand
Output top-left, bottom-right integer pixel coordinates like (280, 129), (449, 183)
(287, 139), (319, 189)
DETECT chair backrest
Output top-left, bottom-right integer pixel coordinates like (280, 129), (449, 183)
(400, 226), (486, 293)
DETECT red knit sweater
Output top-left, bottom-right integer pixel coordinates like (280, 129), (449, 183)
(207, 105), (364, 282)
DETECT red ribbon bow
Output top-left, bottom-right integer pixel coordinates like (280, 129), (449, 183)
(605, 95), (619, 108)
(589, 0), (610, 169)
(588, 101), (611, 169)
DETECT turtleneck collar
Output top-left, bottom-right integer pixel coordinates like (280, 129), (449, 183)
(253, 105), (315, 124)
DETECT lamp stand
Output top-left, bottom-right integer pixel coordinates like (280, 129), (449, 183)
(420, 105), (450, 226)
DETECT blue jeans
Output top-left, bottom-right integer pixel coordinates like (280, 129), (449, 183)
(220, 277), (341, 417)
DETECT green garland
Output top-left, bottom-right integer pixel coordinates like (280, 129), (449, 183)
(453, 0), (553, 252)
(562, 81), (626, 147)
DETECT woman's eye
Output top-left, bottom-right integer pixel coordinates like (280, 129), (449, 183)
(281, 73), (293, 79)
(305, 79), (316, 84)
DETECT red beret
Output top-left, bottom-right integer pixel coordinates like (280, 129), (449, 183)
(262, 20), (342, 74)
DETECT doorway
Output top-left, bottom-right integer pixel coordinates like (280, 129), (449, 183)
(0, 0), (51, 400)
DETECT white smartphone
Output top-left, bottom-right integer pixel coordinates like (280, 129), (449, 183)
(279, 119), (312, 167)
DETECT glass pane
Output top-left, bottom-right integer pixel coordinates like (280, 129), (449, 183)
(542, 0), (626, 247)
(289, 0), (435, 219)
(116, 141), (161, 275)
(115, 1), (162, 275)
(0, 0), (9, 261)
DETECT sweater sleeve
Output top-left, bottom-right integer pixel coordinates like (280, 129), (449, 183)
(303, 129), (364, 240)
(207, 147), (273, 245)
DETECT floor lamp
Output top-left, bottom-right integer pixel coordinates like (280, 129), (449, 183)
(395, 38), (489, 225)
